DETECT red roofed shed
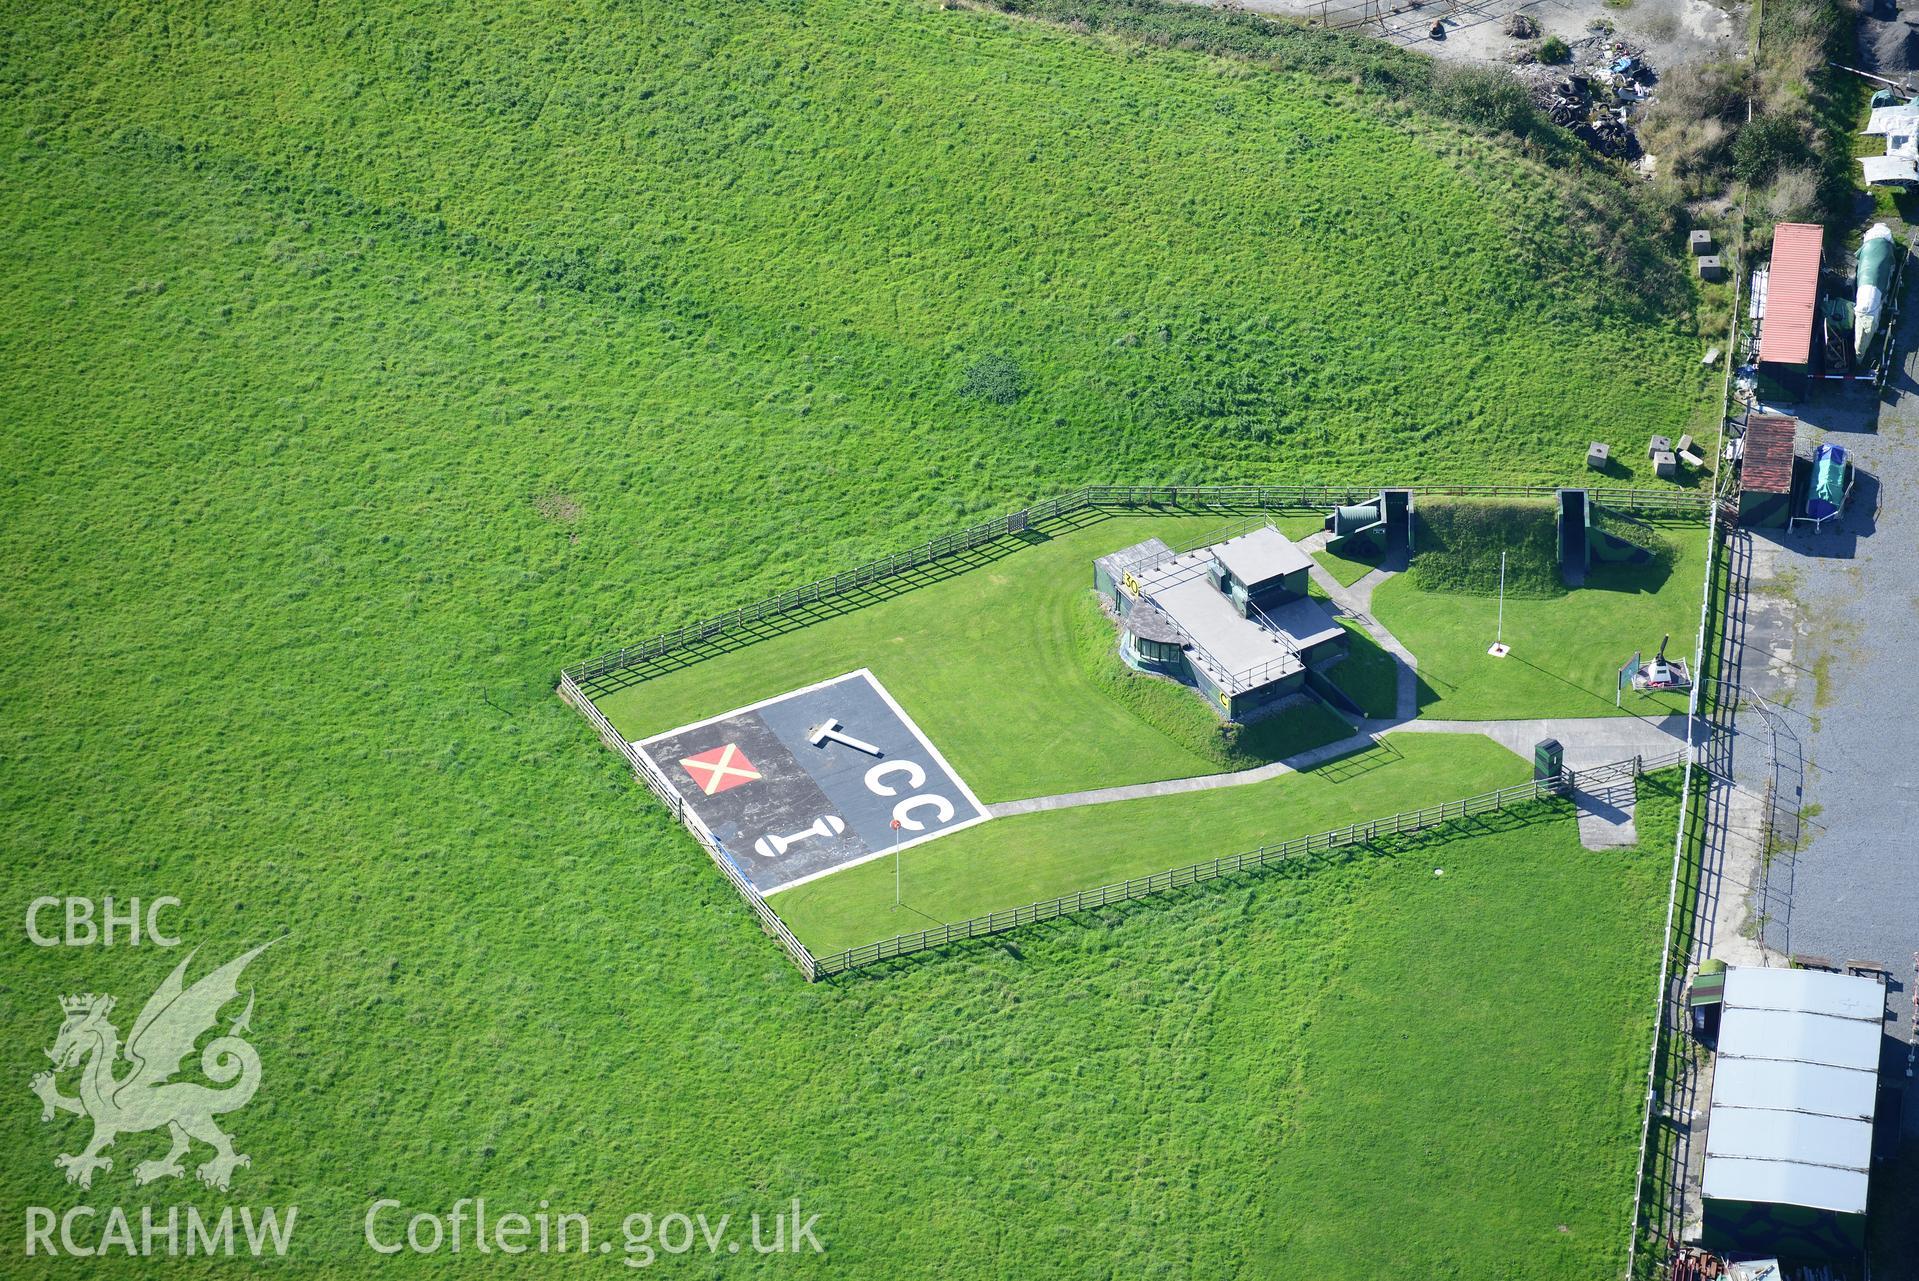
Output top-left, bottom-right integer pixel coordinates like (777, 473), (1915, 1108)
(1757, 224), (1825, 396)
(1738, 413), (1798, 528)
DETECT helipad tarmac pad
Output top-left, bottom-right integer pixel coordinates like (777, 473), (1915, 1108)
(634, 670), (988, 893)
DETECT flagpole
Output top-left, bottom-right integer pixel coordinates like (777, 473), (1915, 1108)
(1496, 552), (1506, 648)
(1487, 552), (1509, 657)
(892, 819), (902, 909)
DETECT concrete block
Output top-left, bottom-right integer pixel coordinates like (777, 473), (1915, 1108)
(1697, 255), (1727, 282)
(1654, 450), (1678, 480)
(1587, 441), (1610, 471)
(1689, 229), (1715, 256)
(1648, 434), (1672, 458)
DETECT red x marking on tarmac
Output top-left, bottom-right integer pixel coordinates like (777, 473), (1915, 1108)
(679, 743), (761, 796)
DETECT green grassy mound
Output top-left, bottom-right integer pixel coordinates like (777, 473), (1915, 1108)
(1409, 498), (1565, 598)
(1592, 507), (1680, 574)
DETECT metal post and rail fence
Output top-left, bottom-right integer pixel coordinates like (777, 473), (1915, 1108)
(559, 673), (820, 980)
(1622, 239), (1745, 1278)
(558, 477), (1707, 985)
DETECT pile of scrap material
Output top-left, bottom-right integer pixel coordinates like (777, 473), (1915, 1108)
(1860, 94), (1919, 185)
(1667, 1248), (1742, 1280)
(1516, 33), (1655, 161)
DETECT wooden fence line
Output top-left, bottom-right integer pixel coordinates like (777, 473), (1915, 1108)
(563, 482), (1708, 684)
(566, 650), (1680, 980)
(805, 750), (1683, 977)
(558, 673), (818, 979)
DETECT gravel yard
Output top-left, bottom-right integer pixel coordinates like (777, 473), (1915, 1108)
(1729, 269), (1919, 1054)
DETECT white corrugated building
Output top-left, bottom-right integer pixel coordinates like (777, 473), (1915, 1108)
(1700, 967), (1883, 1262)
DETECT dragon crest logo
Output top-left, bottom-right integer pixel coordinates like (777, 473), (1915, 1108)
(29, 943), (272, 1193)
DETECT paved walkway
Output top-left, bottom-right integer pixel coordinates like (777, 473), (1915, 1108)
(1300, 536), (1420, 720)
(989, 712), (1693, 824)
(997, 538), (1697, 841)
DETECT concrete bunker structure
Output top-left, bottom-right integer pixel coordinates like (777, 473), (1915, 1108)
(1095, 525), (1351, 722)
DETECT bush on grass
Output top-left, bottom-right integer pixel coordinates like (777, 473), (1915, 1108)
(1731, 114), (1809, 186)
(959, 354), (1028, 404)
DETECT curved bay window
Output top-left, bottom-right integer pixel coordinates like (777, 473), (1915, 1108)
(1135, 635), (1183, 666)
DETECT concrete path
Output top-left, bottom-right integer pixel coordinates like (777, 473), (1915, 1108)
(1378, 713), (1696, 766)
(1569, 773), (1640, 847)
(1305, 552), (1420, 721)
(987, 729), (1371, 817)
(989, 712), (1693, 829)
(999, 538), (1696, 843)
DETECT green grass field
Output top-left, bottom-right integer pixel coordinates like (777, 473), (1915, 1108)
(778, 733), (1526, 953)
(590, 513), (1317, 800)
(3, 0), (1713, 1274)
(1323, 621), (1402, 718)
(1375, 526), (1706, 720)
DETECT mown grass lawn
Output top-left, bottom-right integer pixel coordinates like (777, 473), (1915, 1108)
(4, 0), (1707, 1274)
(1315, 545), (1384, 587)
(1324, 620), (1402, 718)
(591, 514), (1259, 800)
(1373, 533), (1707, 720)
(776, 733), (1524, 952)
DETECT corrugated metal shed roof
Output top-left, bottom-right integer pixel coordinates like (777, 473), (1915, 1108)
(1716, 1007), (1881, 1069)
(1711, 1057), (1878, 1121)
(1725, 967), (1888, 1021)
(1741, 414), (1797, 495)
(1701, 966), (1883, 1217)
(1757, 223), (1824, 366)
(1703, 1159), (1873, 1217)
(1705, 1106), (1874, 1168)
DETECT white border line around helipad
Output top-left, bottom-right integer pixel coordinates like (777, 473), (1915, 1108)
(631, 668), (992, 896)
